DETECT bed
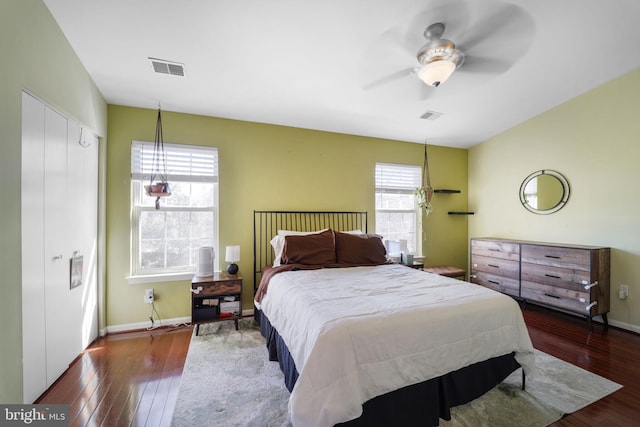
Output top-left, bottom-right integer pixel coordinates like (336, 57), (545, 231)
(253, 211), (535, 427)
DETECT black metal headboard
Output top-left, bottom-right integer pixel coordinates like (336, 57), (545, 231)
(253, 210), (368, 291)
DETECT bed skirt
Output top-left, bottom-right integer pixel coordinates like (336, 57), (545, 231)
(256, 309), (520, 426)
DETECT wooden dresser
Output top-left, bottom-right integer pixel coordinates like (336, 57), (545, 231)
(470, 238), (610, 329)
(470, 239), (520, 298)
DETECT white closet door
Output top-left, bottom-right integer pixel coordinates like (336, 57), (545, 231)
(21, 92), (100, 402)
(64, 121), (85, 362)
(65, 124), (99, 350)
(21, 92), (47, 404)
(43, 106), (71, 387)
(81, 133), (99, 347)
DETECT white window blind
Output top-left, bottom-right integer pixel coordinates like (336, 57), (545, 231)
(375, 163), (422, 193)
(131, 141), (218, 182)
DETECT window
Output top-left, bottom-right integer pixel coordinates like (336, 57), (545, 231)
(375, 163), (422, 255)
(522, 177), (538, 209)
(130, 141), (218, 280)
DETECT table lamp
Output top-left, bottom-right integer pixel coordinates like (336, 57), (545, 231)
(225, 245), (240, 274)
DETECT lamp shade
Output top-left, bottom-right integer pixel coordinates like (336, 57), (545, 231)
(418, 59), (456, 87)
(225, 245), (240, 263)
(225, 245), (240, 275)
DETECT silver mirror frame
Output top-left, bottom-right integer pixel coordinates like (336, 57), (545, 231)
(519, 170), (570, 215)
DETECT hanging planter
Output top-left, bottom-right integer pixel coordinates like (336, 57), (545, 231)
(416, 185), (433, 215)
(144, 106), (171, 209)
(416, 143), (433, 215)
(145, 181), (171, 197)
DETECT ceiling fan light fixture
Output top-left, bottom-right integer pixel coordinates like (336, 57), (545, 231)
(418, 59), (456, 87)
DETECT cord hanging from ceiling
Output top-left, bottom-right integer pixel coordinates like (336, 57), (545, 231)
(144, 105), (171, 209)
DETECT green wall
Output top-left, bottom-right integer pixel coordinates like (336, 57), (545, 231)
(469, 67), (640, 331)
(106, 106), (469, 327)
(0, 1), (107, 403)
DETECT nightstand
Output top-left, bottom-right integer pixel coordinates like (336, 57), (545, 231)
(191, 272), (242, 335)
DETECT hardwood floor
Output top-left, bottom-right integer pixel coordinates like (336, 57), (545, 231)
(523, 305), (640, 426)
(36, 325), (193, 427)
(37, 306), (640, 426)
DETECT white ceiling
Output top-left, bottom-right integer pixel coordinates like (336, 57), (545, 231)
(43, 0), (640, 149)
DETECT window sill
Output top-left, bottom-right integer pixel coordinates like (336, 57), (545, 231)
(127, 272), (196, 285)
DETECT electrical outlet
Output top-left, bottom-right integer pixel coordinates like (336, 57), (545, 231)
(619, 284), (629, 300)
(144, 288), (154, 304)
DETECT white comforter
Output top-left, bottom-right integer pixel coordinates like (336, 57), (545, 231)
(258, 264), (536, 427)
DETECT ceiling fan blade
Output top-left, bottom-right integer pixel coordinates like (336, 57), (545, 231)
(456, 2), (535, 53)
(458, 56), (510, 74)
(363, 68), (415, 90)
(359, 24), (417, 91)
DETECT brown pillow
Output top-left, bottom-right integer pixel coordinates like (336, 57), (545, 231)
(335, 231), (387, 265)
(281, 229), (336, 265)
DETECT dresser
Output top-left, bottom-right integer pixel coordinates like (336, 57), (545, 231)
(470, 238), (610, 330)
(469, 239), (520, 298)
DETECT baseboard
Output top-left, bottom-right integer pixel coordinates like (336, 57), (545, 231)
(608, 318), (640, 335)
(104, 310), (255, 335)
(105, 316), (191, 334)
(525, 302), (640, 335)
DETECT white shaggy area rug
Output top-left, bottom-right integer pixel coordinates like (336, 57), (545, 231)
(171, 319), (622, 427)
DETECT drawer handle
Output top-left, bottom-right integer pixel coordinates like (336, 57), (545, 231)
(488, 248), (500, 252)
(470, 274), (477, 279)
(586, 301), (598, 311)
(545, 274), (560, 279)
(584, 281), (598, 290)
(488, 264), (500, 268)
(543, 293), (560, 299)
(544, 255), (561, 259)
(488, 280), (500, 285)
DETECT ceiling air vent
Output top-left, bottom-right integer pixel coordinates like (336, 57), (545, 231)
(420, 110), (442, 121)
(149, 58), (185, 77)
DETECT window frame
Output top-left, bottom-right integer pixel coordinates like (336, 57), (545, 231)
(374, 162), (423, 256)
(129, 141), (219, 283)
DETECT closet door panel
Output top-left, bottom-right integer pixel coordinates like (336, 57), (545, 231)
(63, 122), (85, 361)
(81, 133), (99, 347)
(43, 107), (71, 387)
(21, 92), (47, 403)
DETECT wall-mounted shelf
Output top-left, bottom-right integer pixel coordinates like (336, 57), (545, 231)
(434, 189), (472, 214)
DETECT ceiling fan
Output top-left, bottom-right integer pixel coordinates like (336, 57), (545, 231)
(362, 1), (534, 94)
(416, 22), (464, 87)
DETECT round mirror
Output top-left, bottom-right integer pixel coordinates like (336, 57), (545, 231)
(519, 170), (570, 214)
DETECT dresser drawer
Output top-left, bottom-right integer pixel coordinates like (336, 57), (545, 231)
(521, 262), (591, 291)
(521, 281), (594, 314)
(521, 244), (590, 270)
(471, 239), (520, 262)
(196, 280), (242, 296)
(472, 271), (520, 297)
(471, 255), (520, 279)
